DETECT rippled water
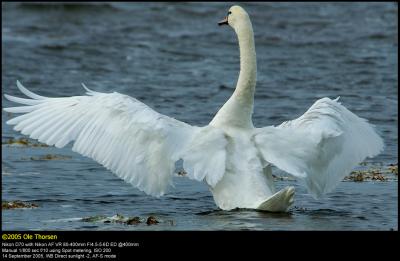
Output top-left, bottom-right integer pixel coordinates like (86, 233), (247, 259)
(2, 2), (398, 230)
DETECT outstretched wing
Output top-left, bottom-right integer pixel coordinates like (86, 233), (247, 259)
(253, 97), (384, 198)
(4, 81), (228, 196)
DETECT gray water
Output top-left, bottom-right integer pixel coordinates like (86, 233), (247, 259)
(2, 2), (398, 230)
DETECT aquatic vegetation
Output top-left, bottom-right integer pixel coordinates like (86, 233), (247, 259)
(81, 215), (108, 222)
(126, 217), (141, 225)
(81, 214), (165, 226)
(344, 169), (387, 182)
(388, 164), (398, 175)
(272, 174), (296, 181)
(25, 154), (72, 161)
(343, 163), (398, 182)
(272, 164), (398, 182)
(146, 216), (159, 225)
(2, 138), (49, 147)
(2, 200), (39, 210)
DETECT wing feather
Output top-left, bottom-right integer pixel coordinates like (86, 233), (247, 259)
(4, 82), (228, 196)
(253, 97), (384, 198)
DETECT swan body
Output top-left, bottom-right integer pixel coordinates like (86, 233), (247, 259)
(3, 6), (383, 212)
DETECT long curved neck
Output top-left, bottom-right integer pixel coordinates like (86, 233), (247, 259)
(233, 21), (257, 106)
(209, 18), (257, 129)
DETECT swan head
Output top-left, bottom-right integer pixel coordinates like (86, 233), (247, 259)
(218, 5), (250, 30)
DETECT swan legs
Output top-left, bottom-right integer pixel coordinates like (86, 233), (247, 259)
(256, 186), (295, 212)
(255, 165), (295, 212)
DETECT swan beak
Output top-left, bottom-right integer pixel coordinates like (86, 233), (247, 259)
(218, 17), (228, 26)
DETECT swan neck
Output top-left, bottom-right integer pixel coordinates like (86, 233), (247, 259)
(209, 18), (257, 129)
(234, 21), (256, 105)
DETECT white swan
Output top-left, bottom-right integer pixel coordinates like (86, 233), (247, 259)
(3, 5), (383, 212)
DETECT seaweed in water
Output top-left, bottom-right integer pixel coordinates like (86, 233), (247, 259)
(27, 154), (72, 161)
(146, 216), (159, 225)
(126, 217), (141, 225)
(2, 201), (39, 210)
(388, 164), (398, 175)
(3, 138), (49, 147)
(344, 169), (387, 182)
(81, 214), (164, 226)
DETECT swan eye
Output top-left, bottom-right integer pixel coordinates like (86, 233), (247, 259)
(228, 11), (232, 15)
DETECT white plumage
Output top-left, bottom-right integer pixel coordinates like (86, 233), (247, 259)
(5, 81), (228, 197)
(254, 97), (384, 199)
(3, 5), (383, 212)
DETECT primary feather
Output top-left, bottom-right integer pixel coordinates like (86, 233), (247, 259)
(253, 97), (384, 198)
(4, 81), (228, 197)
